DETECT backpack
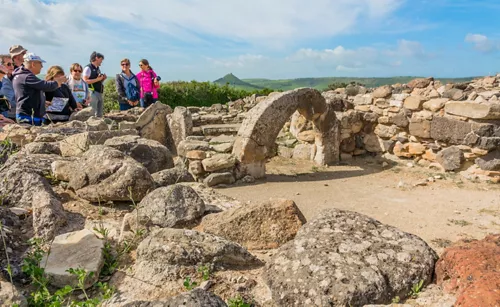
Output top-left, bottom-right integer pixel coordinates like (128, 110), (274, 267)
(122, 74), (140, 101)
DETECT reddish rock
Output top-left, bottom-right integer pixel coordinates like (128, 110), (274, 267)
(435, 234), (500, 307)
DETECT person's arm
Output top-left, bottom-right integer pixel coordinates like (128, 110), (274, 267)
(26, 74), (59, 91)
(0, 78), (15, 105)
(82, 66), (102, 84)
(152, 70), (160, 88)
(115, 75), (127, 101)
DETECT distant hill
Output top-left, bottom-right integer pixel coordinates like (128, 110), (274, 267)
(213, 73), (264, 91)
(240, 76), (478, 91)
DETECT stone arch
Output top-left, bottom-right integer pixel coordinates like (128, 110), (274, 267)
(232, 88), (341, 178)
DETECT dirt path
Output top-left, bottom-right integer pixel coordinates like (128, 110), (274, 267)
(219, 157), (500, 254)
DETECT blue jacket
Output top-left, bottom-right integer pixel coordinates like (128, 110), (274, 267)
(0, 76), (16, 118)
(12, 67), (59, 118)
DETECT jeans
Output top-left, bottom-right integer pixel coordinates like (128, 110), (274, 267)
(16, 114), (43, 126)
(119, 103), (133, 111)
(90, 91), (104, 117)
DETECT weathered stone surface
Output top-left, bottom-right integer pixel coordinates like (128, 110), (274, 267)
(372, 85), (393, 99)
(69, 107), (95, 122)
(408, 77), (433, 89)
(435, 235), (500, 307)
(430, 117), (492, 145)
(436, 146), (465, 171)
(363, 134), (384, 153)
(134, 228), (262, 283)
(475, 150), (500, 171)
(86, 116), (109, 131)
(408, 143), (426, 155)
(202, 154), (236, 172)
(445, 101), (500, 119)
(211, 142), (233, 153)
(423, 98), (449, 112)
(177, 140), (210, 157)
(353, 94), (373, 106)
(388, 110), (410, 128)
(120, 289), (228, 307)
(0, 168), (66, 240)
(134, 185), (205, 228)
(152, 164), (195, 187)
(0, 281), (27, 307)
(203, 172), (235, 187)
(188, 160), (205, 177)
(293, 143), (313, 160)
(409, 116), (431, 139)
(167, 106), (193, 154)
(59, 129), (138, 157)
(34, 133), (66, 143)
(264, 209), (437, 306)
(136, 102), (175, 153)
(297, 130), (316, 143)
(0, 124), (36, 146)
(404, 95), (426, 111)
(22, 142), (61, 155)
(42, 229), (104, 289)
(375, 124), (400, 139)
(200, 199), (306, 250)
(67, 145), (154, 202)
(312, 103), (341, 165)
(104, 135), (174, 174)
(443, 88), (465, 101)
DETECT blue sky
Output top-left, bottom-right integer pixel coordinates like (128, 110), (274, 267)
(1, 0), (499, 81)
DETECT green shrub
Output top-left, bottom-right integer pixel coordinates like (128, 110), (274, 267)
(102, 78), (275, 112)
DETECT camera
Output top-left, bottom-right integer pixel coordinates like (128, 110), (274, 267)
(154, 76), (161, 81)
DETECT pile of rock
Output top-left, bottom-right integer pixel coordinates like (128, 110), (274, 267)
(276, 76), (500, 183)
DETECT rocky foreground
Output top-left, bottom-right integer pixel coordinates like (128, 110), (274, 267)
(0, 75), (499, 306)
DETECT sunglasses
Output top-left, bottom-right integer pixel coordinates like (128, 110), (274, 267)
(73, 70), (82, 73)
(121, 63), (130, 66)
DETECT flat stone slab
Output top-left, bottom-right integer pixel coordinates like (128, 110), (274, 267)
(42, 229), (104, 289)
(201, 124), (241, 136)
(445, 101), (500, 119)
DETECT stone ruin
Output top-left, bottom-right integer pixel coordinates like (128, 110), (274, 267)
(1, 75), (499, 306)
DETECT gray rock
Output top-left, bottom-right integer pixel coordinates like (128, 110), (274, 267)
(1, 152), (62, 176)
(177, 140), (210, 157)
(69, 107), (95, 122)
(22, 142), (61, 155)
(67, 145), (154, 202)
(135, 185), (205, 228)
(442, 88), (465, 101)
(477, 137), (500, 151)
(42, 229), (104, 289)
(264, 209), (437, 307)
(134, 228), (262, 284)
(152, 165), (195, 187)
(203, 172), (235, 187)
(430, 117), (493, 145)
(475, 150), (500, 171)
(59, 129), (138, 157)
(120, 289), (227, 307)
(135, 102), (174, 149)
(436, 146), (465, 171)
(104, 135), (174, 174)
(167, 106), (193, 155)
(0, 281), (27, 307)
(202, 154), (236, 172)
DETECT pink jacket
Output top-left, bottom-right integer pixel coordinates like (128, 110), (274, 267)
(136, 69), (160, 99)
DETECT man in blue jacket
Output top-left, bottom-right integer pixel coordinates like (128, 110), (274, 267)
(12, 53), (67, 126)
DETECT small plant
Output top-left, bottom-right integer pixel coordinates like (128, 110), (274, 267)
(197, 265), (211, 281)
(43, 171), (61, 185)
(227, 295), (252, 307)
(392, 296), (400, 303)
(408, 280), (424, 298)
(183, 276), (197, 290)
(448, 219), (472, 227)
(311, 166), (320, 173)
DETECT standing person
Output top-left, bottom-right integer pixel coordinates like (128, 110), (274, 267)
(44, 66), (80, 124)
(115, 58), (140, 111)
(83, 51), (106, 117)
(67, 63), (90, 108)
(9, 45), (27, 70)
(0, 65), (11, 118)
(136, 59), (160, 108)
(0, 55), (16, 119)
(12, 53), (67, 126)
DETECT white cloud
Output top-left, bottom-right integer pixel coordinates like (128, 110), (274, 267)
(206, 54), (267, 68)
(465, 33), (499, 53)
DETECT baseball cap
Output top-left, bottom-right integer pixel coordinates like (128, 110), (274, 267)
(23, 53), (46, 63)
(9, 45), (28, 57)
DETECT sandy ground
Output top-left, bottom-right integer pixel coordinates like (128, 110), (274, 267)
(219, 156), (500, 255)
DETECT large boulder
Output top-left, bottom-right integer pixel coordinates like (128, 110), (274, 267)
(408, 77), (433, 89)
(435, 235), (500, 307)
(120, 289), (227, 307)
(151, 164), (195, 187)
(0, 281), (27, 307)
(132, 184), (205, 229)
(475, 149), (500, 171)
(134, 228), (262, 284)
(445, 101), (500, 119)
(430, 116), (493, 145)
(59, 129), (138, 157)
(167, 106), (193, 155)
(0, 169), (66, 240)
(104, 135), (174, 174)
(42, 229), (104, 289)
(66, 145), (154, 202)
(135, 102), (175, 152)
(200, 199), (306, 250)
(436, 146), (465, 171)
(372, 85), (392, 99)
(264, 209), (437, 306)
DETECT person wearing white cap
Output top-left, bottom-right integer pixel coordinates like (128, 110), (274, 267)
(12, 53), (67, 126)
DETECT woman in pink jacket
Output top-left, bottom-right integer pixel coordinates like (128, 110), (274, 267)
(136, 59), (160, 108)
